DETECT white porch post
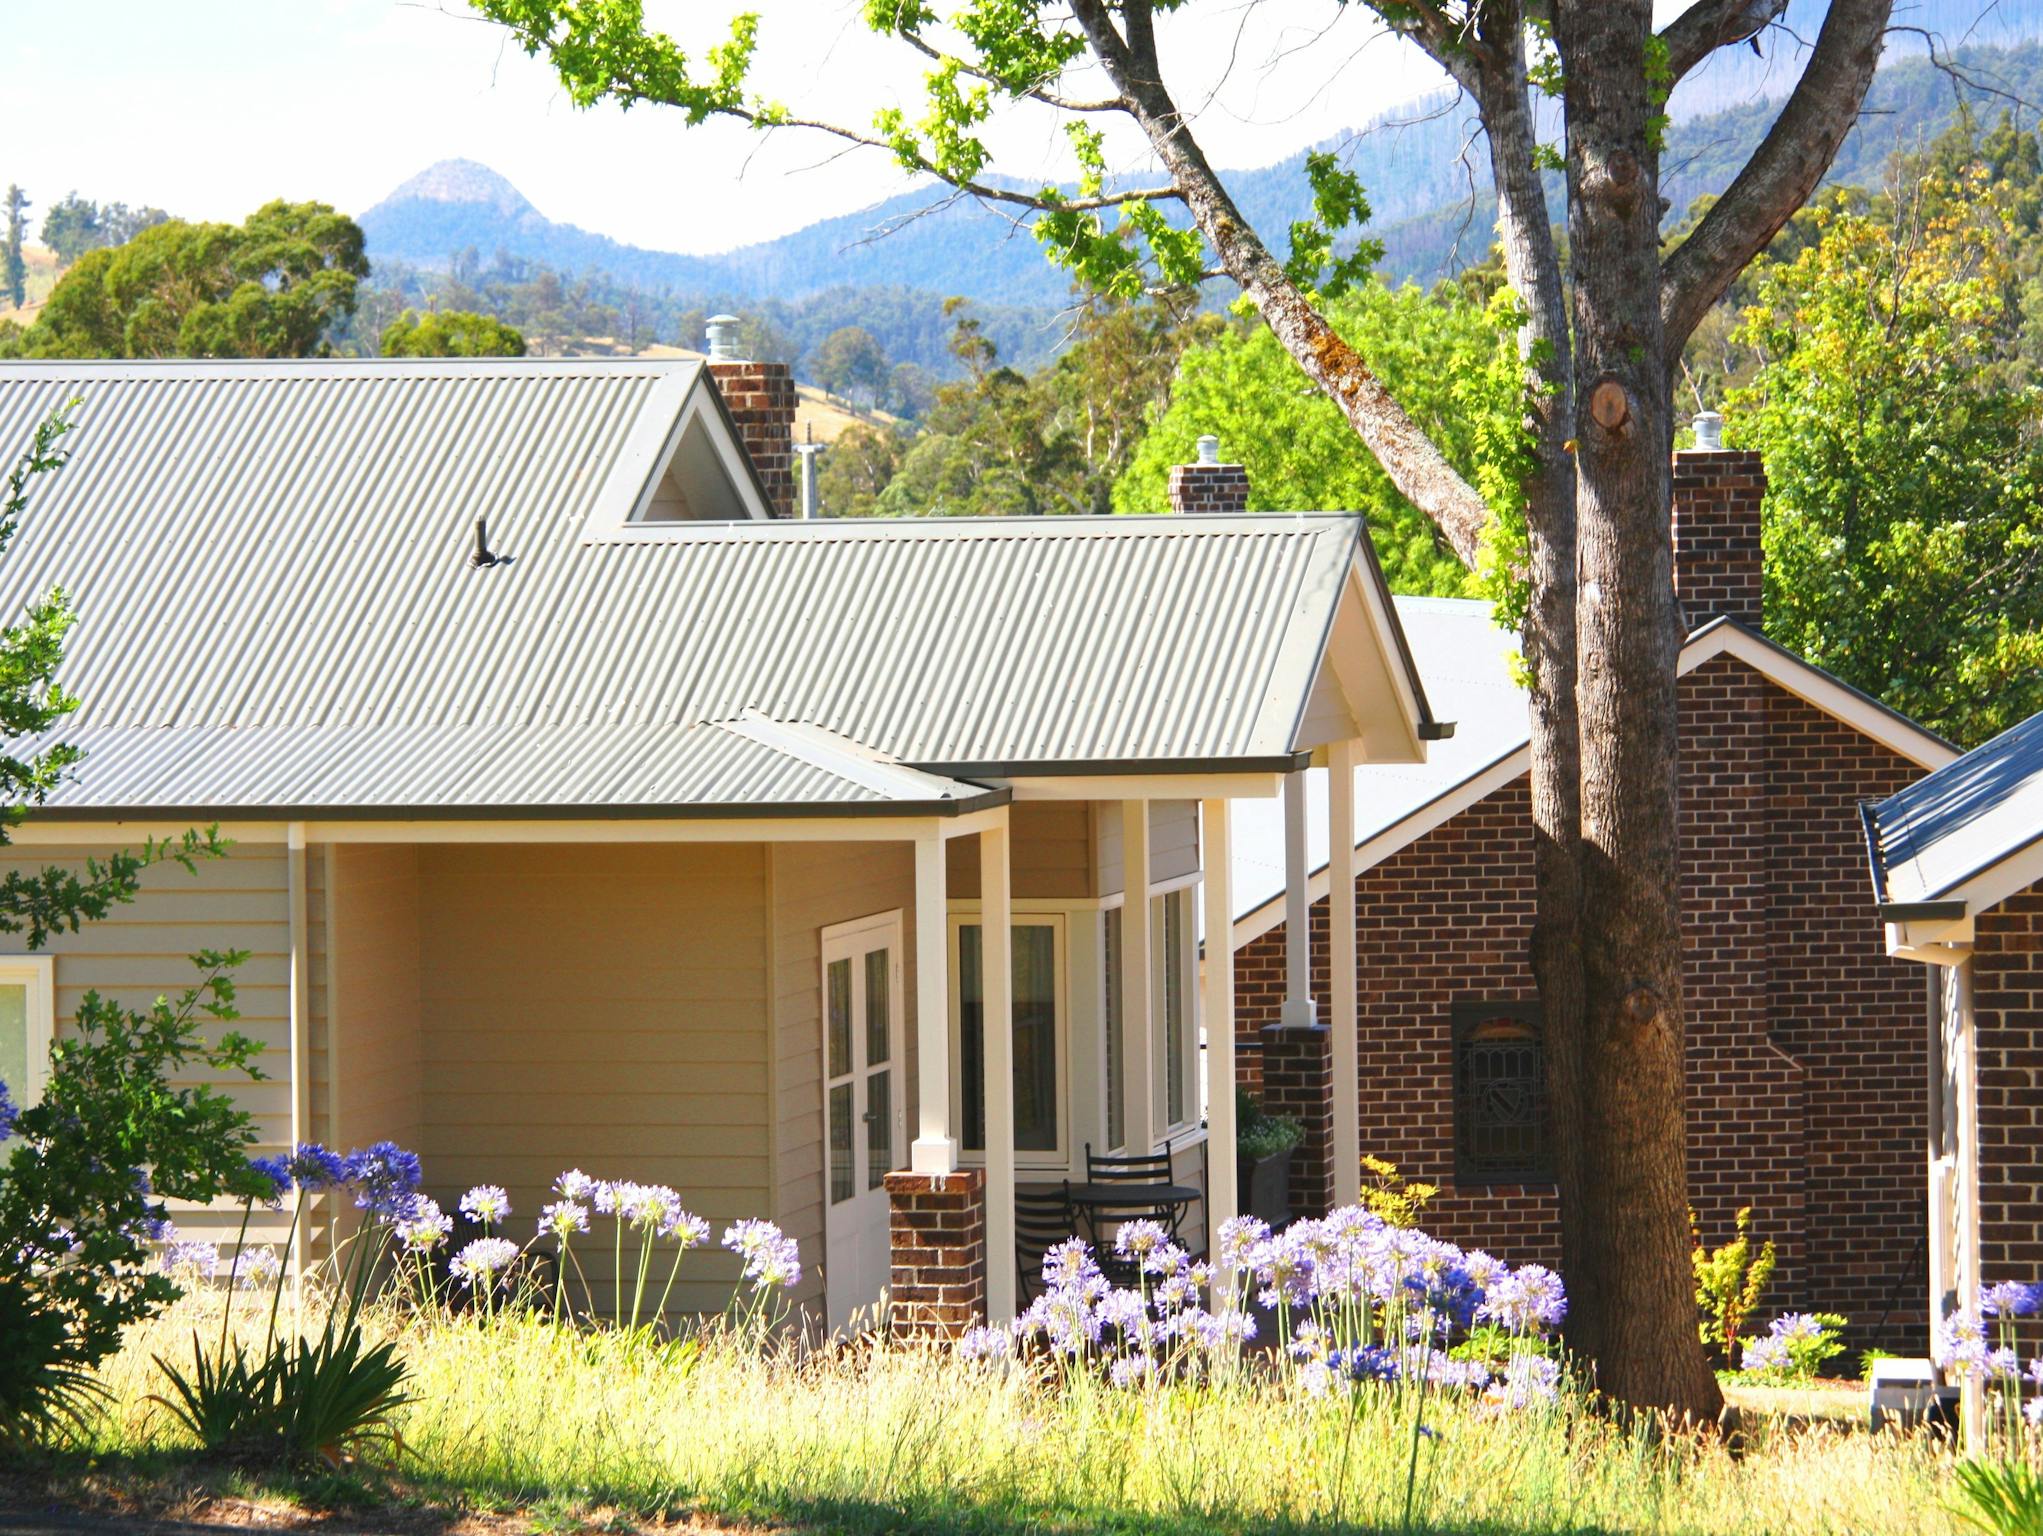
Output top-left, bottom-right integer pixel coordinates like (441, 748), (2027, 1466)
(1121, 801), (1156, 1158)
(1201, 798), (1239, 1297)
(1329, 741), (1361, 1207)
(1281, 770), (1318, 1028)
(910, 829), (957, 1174)
(286, 821), (310, 1293)
(982, 821), (1016, 1323)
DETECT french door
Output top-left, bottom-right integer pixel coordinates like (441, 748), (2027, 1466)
(820, 911), (904, 1332)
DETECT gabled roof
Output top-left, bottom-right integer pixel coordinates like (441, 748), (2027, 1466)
(1231, 606), (1959, 945)
(0, 360), (1436, 817)
(1864, 707), (2043, 917)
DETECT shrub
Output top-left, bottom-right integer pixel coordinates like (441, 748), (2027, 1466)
(1692, 1205), (1776, 1368)
(1359, 1154), (1437, 1229)
(1738, 1312), (1849, 1382)
(1234, 1088), (1301, 1162)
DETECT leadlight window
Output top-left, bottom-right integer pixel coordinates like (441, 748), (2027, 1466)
(1451, 1000), (1551, 1183)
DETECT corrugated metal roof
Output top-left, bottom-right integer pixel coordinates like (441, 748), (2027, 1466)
(1866, 707), (2043, 907)
(0, 360), (1425, 814)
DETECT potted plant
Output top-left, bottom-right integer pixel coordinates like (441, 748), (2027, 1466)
(1235, 1088), (1302, 1229)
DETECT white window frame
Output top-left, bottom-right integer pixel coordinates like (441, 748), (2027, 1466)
(0, 954), (56, 1108)
(947, 908), (1070, 1171)
(1152, 885), (1200, 1142)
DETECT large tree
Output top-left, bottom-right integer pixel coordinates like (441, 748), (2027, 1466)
(2, 187), (28, 311)
(476, 0), (1893, 1417)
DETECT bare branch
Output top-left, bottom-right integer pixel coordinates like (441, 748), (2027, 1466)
(896, 30), (1127, 112)
(1659, 0), (1789, 84)
(1660, 0), (1892, 352)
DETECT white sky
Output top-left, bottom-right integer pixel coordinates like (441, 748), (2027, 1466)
(0, 0), (1460, 255)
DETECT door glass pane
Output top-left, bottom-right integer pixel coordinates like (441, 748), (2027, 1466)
(1163, 894), (1185, 1128)
(960, 923), (1058, 1154)
(866, 1069), (892, 1188)
(1104, 908), (1123, 1151)
(827, 958), (852, 1081)
(864, 948), (890, 1066)
(0, 984), (25, 1138)
(828, 1082), (854, 1204)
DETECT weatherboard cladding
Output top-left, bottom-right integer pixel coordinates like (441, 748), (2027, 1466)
(0, 360), (1374, 813)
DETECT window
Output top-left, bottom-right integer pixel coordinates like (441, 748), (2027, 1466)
(955, 917), (1063, 1157)
(0, 956), (54, 1145)
(1452, 1001), (1551, 1183)
(1157, 891), (1187, 1132)
(1103, 907), (1123, 1151)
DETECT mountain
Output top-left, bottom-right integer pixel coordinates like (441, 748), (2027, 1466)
(358, 6), (2043, 323)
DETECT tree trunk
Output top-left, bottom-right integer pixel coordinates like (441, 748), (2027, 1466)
(1555, 0), (1722, 1422)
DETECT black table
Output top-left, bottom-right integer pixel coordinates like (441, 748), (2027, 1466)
(1062, 1181), (1201, 1244)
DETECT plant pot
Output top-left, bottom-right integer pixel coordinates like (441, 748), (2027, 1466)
(1237, 1145), (1295, 1230)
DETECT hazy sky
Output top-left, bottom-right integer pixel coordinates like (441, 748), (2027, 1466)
(0, 0), (1458, 255)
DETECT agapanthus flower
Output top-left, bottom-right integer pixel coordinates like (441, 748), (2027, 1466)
(723, 1219), (801, 1289)
(247, 1155), (291, 1208)
(1330, 1345), (1401, 1384)
(238, 1245), (283, 1290)
(344, 1141), (423, 1220)
(1500, 1353), (1562, 1408)
(1987, 1346), (2022, 1381)
(1108, 1354), (1157, 1389)
(394, 1196), (453, 1253)
(159, 1237), (219, 1281)
(1740, 1334), (1793, 1374)
(1216, 1215), (1270, 1271)
(591, 1181), (622, 1216)
(460, 1184), (511, 1228)
(1177, 1305), (1257, 1351)
(1041, 1237), (1106, 1298)
(1096, 1287), (1156, 1346)
(2029, 1356), (2043, 1390)
(1769, 1312), (1829, 1345)
(1114, 1220), (1170, 1262)
(554, 1168), (597, 1201)
(1934, 1312), (1990, 1376)
(1424, 1355), (1494, 1391)
(285, 1143), (347, 1191)
(1462, 1249), (1508, 1292)
(616, 1182), (692, 1237)
(957, 1324), (1012, 1362)
(1981, 1280), (2042, 1319)
(1481, 1264), (1568, 1336)
(539, 1200), (589, 1241)
(450, 1235), (520, 1290)
(2028, 1396), (2043, 1428)
(0, 1079), (16, 1140)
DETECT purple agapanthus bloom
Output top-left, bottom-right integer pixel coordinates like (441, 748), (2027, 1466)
(1331, 1344), (1401, 1383)
(1740, 1334), (1793, 1374)
(956, 1324), (1012, 1362)
(286, 1143), (347, 1191)
(539, 1200), (589, 1241)
(345, 1141), (423, 1220)
(723, 1218), (801, 1289)
(239, 1245), (283, 1290)
(159, 1236), (219, 1281)
(1215, 1215), (1270, 1271)
(1501, 1353), (1562, 1408)
(1981, 1280), (2042, 1319)
(1114, 1220), (1170, 1261)
(247, 1154), (291, 1208)
(450, 1235), (519, 1290)
(617, 1182), (692, 1237)
(554, 1168), (597, 1201)
(1934, 1312), (1989, 1376)
(460, 1184), (511, 1228)
(1108, 1354), (1157, 1389)
(1481, 1264), (1568, 1336)
(0, 1078), (16, 1140)
(394, 1196), (453, 1253)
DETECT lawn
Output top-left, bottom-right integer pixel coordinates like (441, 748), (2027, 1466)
(20, 1293), (1964, 1536)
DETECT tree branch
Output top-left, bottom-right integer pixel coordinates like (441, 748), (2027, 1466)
(896, 31), (1127, 112)
(1659, 0), (1892, 351)
(1659, 0), (1788, 84)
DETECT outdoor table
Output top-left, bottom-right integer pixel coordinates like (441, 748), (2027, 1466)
(1062, 1181), (1201, 1245)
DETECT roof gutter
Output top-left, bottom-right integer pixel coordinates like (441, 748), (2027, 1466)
(910, 752), (1313, 778)
(1877, 899), (1968, 923)
(21, 785), (1014, 823)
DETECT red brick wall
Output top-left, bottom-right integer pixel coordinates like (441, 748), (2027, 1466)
(1168, 461), (1251, 515)
(707, 359), (798, 519)
(1973, 885), (2043, 1327)
(1234, 657), (1930, 1350)
(1671, 449), (1765, 629)
(885, 1169), (987, 1340)
(1262, 1023), (1333, 1218)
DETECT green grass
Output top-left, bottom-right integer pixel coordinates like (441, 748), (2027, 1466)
(44, 1296), (1975, 1535)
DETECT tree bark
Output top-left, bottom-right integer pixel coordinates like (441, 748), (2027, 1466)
(1554, 0), (1722, 1422)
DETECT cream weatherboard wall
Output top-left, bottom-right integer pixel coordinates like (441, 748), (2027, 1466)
(0, 841), (297, 1249)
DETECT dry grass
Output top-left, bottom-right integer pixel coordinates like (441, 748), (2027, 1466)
(51, 1293), (1972, 1536)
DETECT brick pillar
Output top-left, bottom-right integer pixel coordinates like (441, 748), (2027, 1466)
(1262, 1022), (1333, 1220)
(707, 358), (798, 519)
(1973, 885), (2043, 1358)
(884, 1168), (986, 1340)
(1168, 434), (1251, 515)
(1671, 431), (1766, 630)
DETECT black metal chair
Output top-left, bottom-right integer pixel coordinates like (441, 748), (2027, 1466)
(1083, 1142), (1192, 1244)
(1015, 1181), (1080, 1301)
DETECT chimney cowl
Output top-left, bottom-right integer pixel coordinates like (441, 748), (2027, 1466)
(1691, 410), (1725, 451)
(706, 313), (744, 362)
(1196, 433), (1221, 466)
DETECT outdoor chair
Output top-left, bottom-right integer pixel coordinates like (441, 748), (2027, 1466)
(1015, 1181), (1081, 1301)
(1078, 1143), (1196, 1283)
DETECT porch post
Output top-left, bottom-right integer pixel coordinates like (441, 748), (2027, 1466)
(981, 820), (1016, 1323)
(910, 829), (957, 1175)
(1328, 742), (1361, 1208)
(1201, 798), (1239, 1297)
(1121, 801), (1156, 1158)
(287, 821), (310, 1291)
(1281, 770), (1318, 1028)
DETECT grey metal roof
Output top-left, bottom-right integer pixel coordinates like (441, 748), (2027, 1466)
(1865, 707), (2043, 909)
(1231, 597), (1524, 921)
(0, 360), (1430, 816)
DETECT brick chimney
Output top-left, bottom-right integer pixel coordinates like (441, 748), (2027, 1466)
(704, 314), (798, 520)
(1168, 434), (1251, 515)
(1672, 410), (1766, 631)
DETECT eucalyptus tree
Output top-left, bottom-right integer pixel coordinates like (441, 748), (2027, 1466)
(473, 0), (1893, 1418)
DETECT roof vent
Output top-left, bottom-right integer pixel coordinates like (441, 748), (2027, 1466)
(706, 314), (744, 362)
(1691, 410), (1725, 451)
(1196, 433), (1221, 466)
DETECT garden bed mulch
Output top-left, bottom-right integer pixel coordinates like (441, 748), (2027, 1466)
(0, 1468), (776, 1536)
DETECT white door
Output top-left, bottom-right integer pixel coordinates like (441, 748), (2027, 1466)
(821, 912), (905, 1332)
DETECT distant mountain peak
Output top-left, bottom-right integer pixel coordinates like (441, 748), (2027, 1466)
(373, 159), (534, 219)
